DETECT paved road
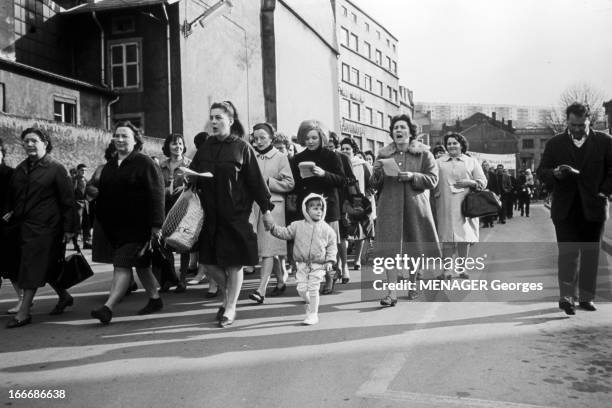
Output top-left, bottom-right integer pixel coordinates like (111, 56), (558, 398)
(1, 203), (611, 408)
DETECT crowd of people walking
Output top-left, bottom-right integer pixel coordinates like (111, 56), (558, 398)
(1, 101), (605, 329)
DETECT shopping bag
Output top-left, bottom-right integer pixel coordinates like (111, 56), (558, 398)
(54, 242), (94, 289)
(161, 189), (204, 252)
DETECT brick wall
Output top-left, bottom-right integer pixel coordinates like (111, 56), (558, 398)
(0, 112), (164, 177)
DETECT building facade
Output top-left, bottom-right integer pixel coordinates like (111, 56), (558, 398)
(0, 0), (114, 128)
(264, 0), (339, 138)
(335, 0), (399, 155)
(416, 102), (553, 127)
(513, 126), (554, 171)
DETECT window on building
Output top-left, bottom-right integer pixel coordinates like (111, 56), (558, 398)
(377, 80), (383, 96)
(351, 102), (360, 121)
(377, 141), (384, 152)
(366, 107), (373, 124)
(342, 98), (350, 118)
(340, 27), (349, 47)
(111, 16), (135, 34)
(342, 63), (350, 82)
(367, 139), (375, 153)
(386, 56), (392, 71)
(393, 89), (398, 103)
(341, 6), (347, 16)
(377, 111), (384, 128)
(375, 49), (382, 65)
(364, 22), (370, 32)
(53, 98), (77, 124)
(350, 68), (359, 86)
(350, 33), (359, 51)
(388, 115), (393, 127)
(522, 139), (534, 149)
(109, 40), (141, 90)
(351, 12), (357, 23)
(392, 61), (397, 73)
(392, 44), (396, 53)
(364, 74), (372, 91)
(353, 136), (362, 150)
(376, 30), (381, 39)
(364, 41), (371, 59)
(387, 86), (392, 100)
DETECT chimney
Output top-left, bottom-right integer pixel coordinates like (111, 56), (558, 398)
(508, 119), (513, 128)
(492, 112), (496, 121)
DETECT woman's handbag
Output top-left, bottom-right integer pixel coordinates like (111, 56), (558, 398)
(54, 242), (94, 290)
(342, 183), (373, 241)
(162, 189), (204, 252)
(461, 189), (502, 218)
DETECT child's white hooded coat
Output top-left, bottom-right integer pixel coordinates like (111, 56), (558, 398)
(270, 193), (337, 264)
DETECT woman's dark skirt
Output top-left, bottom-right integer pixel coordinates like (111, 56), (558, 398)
(112, 242), (151, 269)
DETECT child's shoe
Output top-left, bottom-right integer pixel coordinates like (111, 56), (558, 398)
(303, 313), (319, 325)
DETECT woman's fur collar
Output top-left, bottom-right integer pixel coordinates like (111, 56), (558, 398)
(377, 140), (430, 158)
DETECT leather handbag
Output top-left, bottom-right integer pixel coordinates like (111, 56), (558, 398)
(461, 189), (502, 218)
(54, 242), (94, 290)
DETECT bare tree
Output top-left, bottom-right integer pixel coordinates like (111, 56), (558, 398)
(547, 82), (607, 133)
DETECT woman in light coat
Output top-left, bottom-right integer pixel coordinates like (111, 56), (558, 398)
(435, 132), (487, 278)
(371, 115), (440, 307)
(248, 123), (295, 303)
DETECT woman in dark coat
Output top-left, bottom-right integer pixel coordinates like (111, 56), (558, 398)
(291, 121), (346, 293)
(4, 128), (78, 328)
(190, 101), (273, 327)
(0, 137), (20, 313)
(90, 121), (165, 325)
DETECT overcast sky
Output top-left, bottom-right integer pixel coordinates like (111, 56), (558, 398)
(352, 0), (612, 107)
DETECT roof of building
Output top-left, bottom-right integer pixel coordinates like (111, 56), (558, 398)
(62, 0), (180, 15)
(0, 58), (116, 96)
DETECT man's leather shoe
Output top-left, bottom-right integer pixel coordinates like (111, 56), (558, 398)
(578, 301), (596, 311)
(559, 300), (576, 315)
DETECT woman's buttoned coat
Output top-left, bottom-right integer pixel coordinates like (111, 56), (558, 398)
(250, 147), (294, 257)
(8, 155), (78, 289)
(190, 135), (273, 267)
(435, 154), (487, 243)
(370, 141), (440, 259)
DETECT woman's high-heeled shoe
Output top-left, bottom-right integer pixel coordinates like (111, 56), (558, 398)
(248, 291), (264, 304)
(380, 295), (398, 307)
(218, 311), (236, 328)
(6, 315), (32, 329)
(215, 307), (226, 321)
(49, 295), (74, 315)
(270, 284), (286, 297)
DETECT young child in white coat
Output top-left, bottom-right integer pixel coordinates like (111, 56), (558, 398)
(269, 193), (337, 325)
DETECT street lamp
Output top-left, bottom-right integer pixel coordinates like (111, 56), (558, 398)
(182, 0), (233, 37)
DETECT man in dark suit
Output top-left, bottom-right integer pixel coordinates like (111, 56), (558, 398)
(538, 102), (612, 315)
(489, 164), (513, 224)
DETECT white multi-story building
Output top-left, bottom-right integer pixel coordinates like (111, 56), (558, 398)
(416, 102), (552, 126)
(335, 0), (400, 155)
